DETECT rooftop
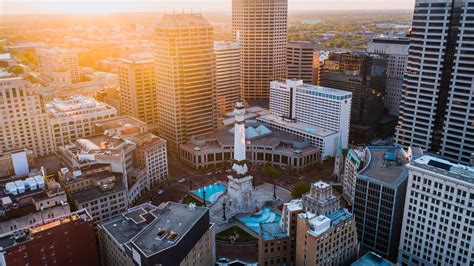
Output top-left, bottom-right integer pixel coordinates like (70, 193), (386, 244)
(352, 252), (393, 266)
(101, 202), (209, 257)
(260, 222), (288, 241)
(358, 146), (409, 187)
(46, 95), (115, 119)
(158, 13), (211, 29)
(410, 155), (474, 184)
(70, 174), (125, 204)
(303, 209), (352, 237)
(257, 114), (338, 138)
(94, 116), (146, 136)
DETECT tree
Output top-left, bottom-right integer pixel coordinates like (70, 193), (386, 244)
(264, 165), (281, 179)
(291, 183), (311, 199)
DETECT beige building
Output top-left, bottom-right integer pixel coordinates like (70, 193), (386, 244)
(0, 73), (55, 157)
(46, 94), (117, 148)
(119, 58), (158, 125)
(214, 41), (240, 114)
(98, 202), (215, 266)
(37, 47), (80, 85)
(155, 13), (217, 154)
(232, 0), (287, 100)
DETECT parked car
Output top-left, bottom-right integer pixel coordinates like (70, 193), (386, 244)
(157, 189), (165, 195)
(178, 178), (186, 183)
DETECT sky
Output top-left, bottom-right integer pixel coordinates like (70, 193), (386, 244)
(1, 0), (416, 14)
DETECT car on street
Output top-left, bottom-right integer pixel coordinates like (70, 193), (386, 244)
(157, 189), (165, 195)
(178, 178), (186, 183)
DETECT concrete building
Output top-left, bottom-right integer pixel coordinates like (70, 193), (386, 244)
(232, 0), (287, 100)
(214, 41), (240, 114)
(352, 146), (409, 262)
(0, 168), (70, 234)
(0, 209), (99, 266)
(119, 58), (158, 125)
(395, 0), (474, 165)
(342, 148), (366, 204)
(98, 202), (215, 266)
(269, 79), (352, 148)
(180, 120), (319, 172)
(155, 13), (217, 154)
(367, 37), (409, 116)
(302, 181), (340, 216)
(37, 47), (80, 85)
(256, 114), (339, 160)
(46, 95), (117, 148)
(320, 52), (391, 144)
(398, 155), (474, 265)
(0, 73), (55, 157)
(287, 42), (320, 84)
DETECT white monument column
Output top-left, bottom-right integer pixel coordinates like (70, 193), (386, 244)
(232, 101), (248, 175)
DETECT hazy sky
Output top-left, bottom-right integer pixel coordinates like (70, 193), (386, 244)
(1, 0), (416, 14)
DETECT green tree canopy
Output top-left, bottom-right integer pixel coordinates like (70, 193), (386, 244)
(292, 183), (311, 199)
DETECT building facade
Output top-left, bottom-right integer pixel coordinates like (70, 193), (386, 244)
(0, 74), (55, 157)
(269, 79), (352, 148)
(46, 95), (117, 148)
(398, 155), (474, 265)
(302, 181), (340, 216)
(287, 42), (320, 84)
(395, 0), (474, 165)
(232, 0), (288, 100)
(342, 148), (365, 204)
(119, 58), (158, 125)
(367, 37), (409, 116)
(352, 146), (409, 262)
(0, 210), (99, 266)
(37, 47), (80, 85)
(214, 41), (240, 114)
(155, 14), (217, 154)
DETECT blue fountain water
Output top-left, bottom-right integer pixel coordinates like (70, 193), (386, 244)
(192, 183), (227, 203)
(239, 207), (282, 233)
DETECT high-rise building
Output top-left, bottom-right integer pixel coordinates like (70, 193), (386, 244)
(398, 155), (474, 265)
(269, 79), (352, 148)
(232, 0), (288, 100)
(320, 52), (390, 144)
(367, 37), (409, 116)
(396, 0), (474, 165)
(37, 47), (80, 85)
(352, 146), (409, 262)
(0, 210), (99, 266)
(287, 42), (320, 84)
(214, 41), (240, 114)
(98, 202), (215, 266)
(46, 95), (117, 148)
(155, 14), (217, 154)
(119, 57), (158, 125)
(342, 148), (366, 204)
(0, 73), (55, 157)
(302, 181), (340, 215)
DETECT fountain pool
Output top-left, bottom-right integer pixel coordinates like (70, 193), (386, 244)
(238, 207), (281, 233)
(192, 183), (226, 203)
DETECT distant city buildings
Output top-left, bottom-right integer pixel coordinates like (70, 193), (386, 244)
(395, 0), (474, 165)
(233, 0), (287, 100)
(398, 155), (474, 265)
(37, 47), (80, 85)
(119, 57), (158, 125)
(287, 42), (320, 84)
(352, 146), (409, 261)
(367, 37), (409, 116)
(98, 202), (215, 266)
(319, 52), (392, 144)
(46, 95), (117, 148)
(0, 209), (99, 266)
(214, 41), (240, 114)
(155, 14), (217, 154)
(269, 79), (352, 148)
(0, 73), (55, 157)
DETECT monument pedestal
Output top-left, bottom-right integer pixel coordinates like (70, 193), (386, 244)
(227, 174), (254, 213)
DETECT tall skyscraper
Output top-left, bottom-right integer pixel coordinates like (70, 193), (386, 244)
(398, 155), (474, 265)
(287, 42), (320, 84)
(37, 47), (80, 85)
(0, 73), (55, 157)
(232, 0), (288, 100)
(214, 41), (240, 114)
(367, 37), (409, 116)
(119, 57), (158, 125)
(396, 0), (474, 164)
(155, 14), (217, 154)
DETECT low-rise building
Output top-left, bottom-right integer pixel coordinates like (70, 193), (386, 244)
(0, 209), (99, 266)
(180, 120), (319, 172)
(98, 202), (215, 266)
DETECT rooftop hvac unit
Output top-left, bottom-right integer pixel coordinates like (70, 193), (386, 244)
(5, 182), (17, 195)
(14, 180), (25, 194)
(25, 177), (38, 191)
(34, 175), (45, 189)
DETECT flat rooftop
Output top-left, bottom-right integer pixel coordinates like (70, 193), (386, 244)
(358, 146), (409, 186)
(352, 252), (393, 266)
(260, 222), (288, 241)
(257, 114), (337, 138)
(71, 176), (125, 204)
(101, 202), (209, 257)
(95, 116), (146, 132)
(297, 83), (353, 98)
(411, 155), (474, 184)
